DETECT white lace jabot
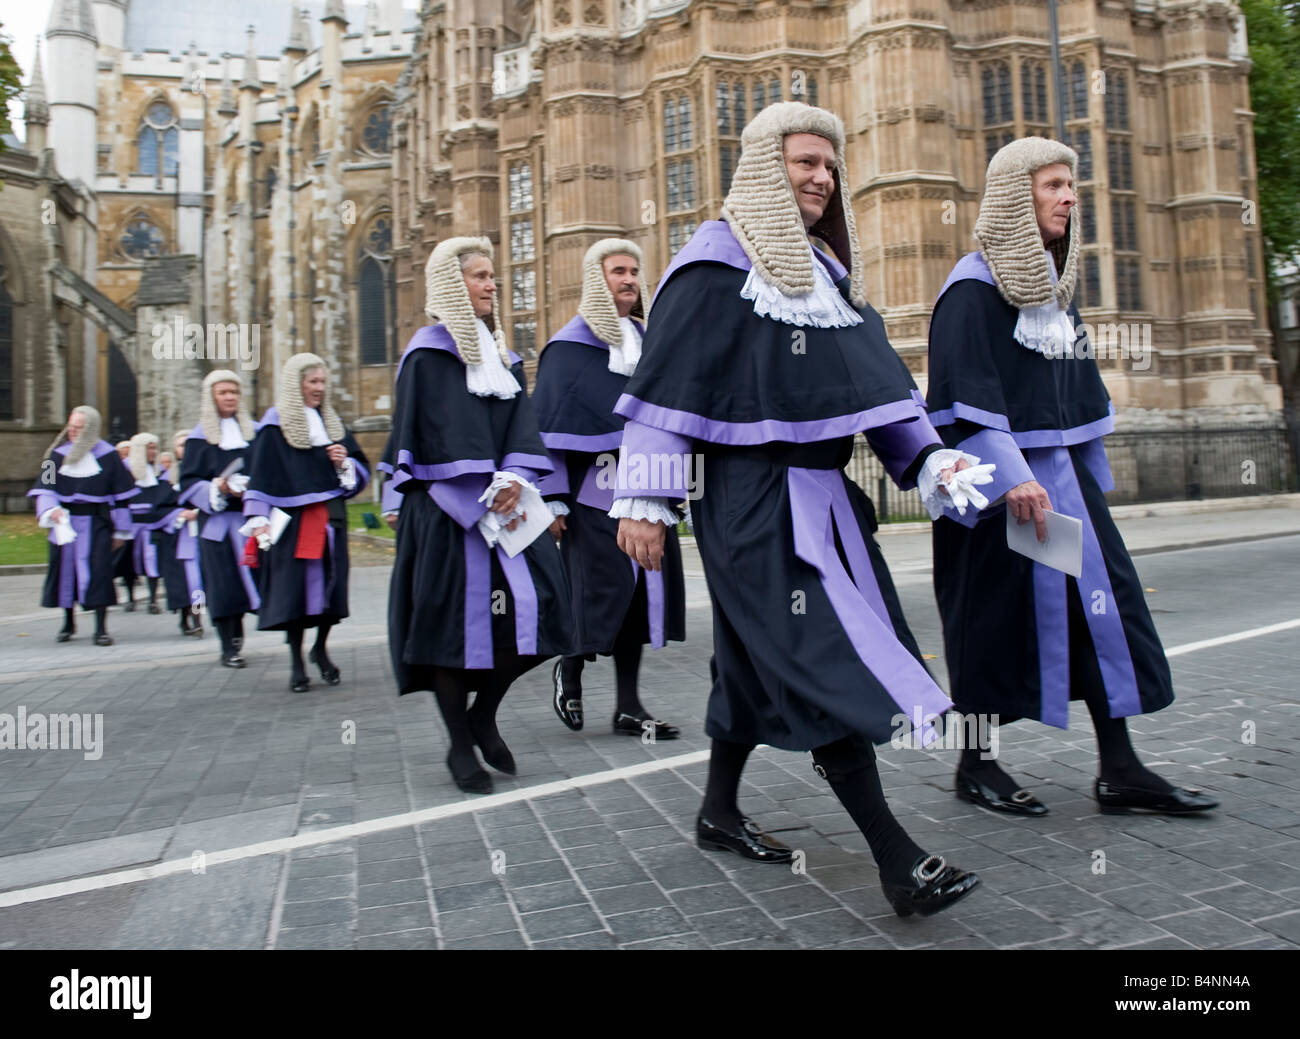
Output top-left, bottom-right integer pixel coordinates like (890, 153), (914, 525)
(465, 319), (521, 399)
(218, 417), (248, 450)
(740, 244), (864, 328)
(1013, 250), (1078, 357)
(608, 317), (642, 376)
(59, 451), (102, 478)
(305, 407), (332, 446)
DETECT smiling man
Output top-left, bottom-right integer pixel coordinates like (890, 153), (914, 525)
(926, 137), (1218, 818)
(532, 239), (687, 740)
(610, 103), (989, 919)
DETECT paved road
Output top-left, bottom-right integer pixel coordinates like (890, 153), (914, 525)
(0, 519), (1296, 950)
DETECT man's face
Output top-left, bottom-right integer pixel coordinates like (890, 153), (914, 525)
(1032, 163), (1076, 243)
(783, 133), (837, 229)
(462, 255), (496, 319)
(66, 411), (85, 441)
(213, 381), (240, 419)
(301, 368), (327, 410)
(602, 254), (640, 319)
(174, 434), (187, 459)
(146, 442), (157, 464)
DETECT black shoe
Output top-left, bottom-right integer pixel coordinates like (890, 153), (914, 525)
(1095, 778), (1218, 815)
(468, 710), (517, 775)
(696, 814), (793, 863)
(290, 673), (310, 693)
(881, 854), (981, 918)
(552, 660), (583, 731)
(613, 711), (680, 741)
(123, 601), (135, 613)
(447, 751), (493, 795)
(955, 767), (1049, 817)
(308, 647), (341, 685)
(183, 623), (204, 638)
(56, 629), (74, 643)
(93, 633), (113, 646)
(147, 602), (161, 615)
(221, 652), (246, 669)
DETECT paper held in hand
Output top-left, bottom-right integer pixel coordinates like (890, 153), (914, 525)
(480, 481), (553, 557)
(1005, 506), (1083, 578)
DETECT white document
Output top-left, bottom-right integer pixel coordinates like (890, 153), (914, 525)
(1005, 507), (1083, 578)
(269, 507), (293, 546)
(480, 481), (552, 557)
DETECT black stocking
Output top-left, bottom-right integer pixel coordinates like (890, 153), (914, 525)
(955, 711), (1020, 799)
(312, 623), (334, 670)
(94, 607), (108, 636)
(61, 608), (75, 634)
(560, 656), (584, 698)
(432, 669), (481, 778)
(812, 735), (924, 886)
(146, 577), (158, 604)
(467, 674), (512, 759)
(700, 739), (754, 831)
(286, 623), (306, 683)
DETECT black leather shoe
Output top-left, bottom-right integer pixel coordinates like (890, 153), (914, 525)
(56, 629), (74, 643)
(468, 712), (517, 776)
(551, 660), (583, 731)
(290, 672), (310, 693)
(221, 653), (246, 669)
(1095, 778), (1218, 815)
(613, 712), (680, 741)
(882, 854), (981, 918)
(184, 624), (204, 638)
(448, 752), (493, 795)
(93, 633), (113, 646)
(956, 767), (1049, 817)
(696, 815), (793, 863)
(309, 647), (341, 685)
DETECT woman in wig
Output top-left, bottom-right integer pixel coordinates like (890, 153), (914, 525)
(383, 237), (574, 794)
(241, 354), (370, 693)
(178, 370), (261, 667)
(154, 431), (204, 637)
(28, 405), (138, 645)
(123, 433), (169, 615)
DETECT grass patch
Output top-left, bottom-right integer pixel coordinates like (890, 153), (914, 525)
(0, 513), (49, 566)
(347, 500), (393, 539)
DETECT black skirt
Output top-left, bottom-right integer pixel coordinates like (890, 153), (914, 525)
(254, 498), (351, 631)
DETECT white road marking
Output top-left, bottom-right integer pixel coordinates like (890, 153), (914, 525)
(0, 749), (712, 909)
(1163, 618), (1300, 657)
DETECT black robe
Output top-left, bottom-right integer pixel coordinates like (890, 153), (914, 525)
(28, 440), (138, 610)
(926, 251), (1174, 727)
(178, 424), (260, 621)
(383, 323), (575, 695)
(242, 407), (370, 632)
(614, 220), (950, 751)
(154, 476), (204, 613)
(533, 315), (686, 655)
(127, 475), (181, 580)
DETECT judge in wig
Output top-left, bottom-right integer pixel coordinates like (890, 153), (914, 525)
(240, 354), (370, 692)
(532, 238), (686, 740)
(123, 433), (170, 614)
(926, 137), (1216, 817)
(28, 405), (138, 645)
(613, 103), (990, 918)
(384, 237), (574, 795)
(178, 370), (261, 667)
(157, 429), (204, 637)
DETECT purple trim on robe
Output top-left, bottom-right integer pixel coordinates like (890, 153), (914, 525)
(935, 250), (997, 306)
(652, 220), (753, 305)
(428, 475), (491, 530)
(345, 460), (371, 500)
(200, 510), (243, 542)
(111, 507), (133, 532)
(397, 323), (523, 381)
(539, 430), (625, 453)
(132, 530), (160, 578)
(32, 492), (57, 516)
(243, 497), (270, 519)
(1074, 437), (1114, 493)
(1024, 445), (1143, 727)
(865, 415), (942, 488)
(786, 466), (952, 743)
(55, 514), (95, 608)
(812, 244), (848, 284)
(577, 461), (616, 512)
(614, 394), (921, 451)
(244, 487), (346, 509)
(178, 478), (213, 510)
(501, 453), (551, 475)
(928, 400), (1117, 448)
(462, 529), (493, 668)
(50, 440), (120, 461)
(396, 448), (497, 482)
(499, 549), (538, 655)
(640, 560), (667, 649)
(381, 480), (402, 513)
(941, 428), (1036, 530)
(535, 452), (570, 498)
(547, 314), (613, 351)
(614, 421), (693, 500)
(29, 487), (141, 506)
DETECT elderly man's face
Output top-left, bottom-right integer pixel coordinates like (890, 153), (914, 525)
(301, 368), (327, 410)
(146, 442), (157, 464)
(1032, 163), (1076, 243)
(602, 254), (640, 318)
(784, 133), (837, 229)
(462, 255), (497, 319)
(212, 381), (240, 419)
(66, 411), (86, 441)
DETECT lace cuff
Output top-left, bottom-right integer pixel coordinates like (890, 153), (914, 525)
(918, 450), (996, 521)
(337, 457), (357, 491)
(547, 500), (571, 518)
(209, 482), (228, 512)
(609, 496), (679, 526)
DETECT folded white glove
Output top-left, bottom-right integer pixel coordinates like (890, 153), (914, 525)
(546, 500), (571, 518)
(226, 473), (250, 495)
(918, 449), (996, 520)
(336, 458), (357, 492)
(476, 471), (535, 548)
(238, 515), (272, 550)
(39, 507), (78, 545)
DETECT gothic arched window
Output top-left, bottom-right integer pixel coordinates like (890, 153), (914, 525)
(358, 257), (388, 365)
(137, 101), (178, 184)
(362, 102), (392, 155)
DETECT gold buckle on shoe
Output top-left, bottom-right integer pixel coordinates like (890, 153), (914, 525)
(812, 764), (828, 780)
(1011, 789), (1035, 804)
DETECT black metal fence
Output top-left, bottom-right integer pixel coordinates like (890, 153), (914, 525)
(845, 425), (1299, 523)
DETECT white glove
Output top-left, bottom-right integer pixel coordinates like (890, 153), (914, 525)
(238, 516), (271, 551)
(919, 449), (996, 520)
(39, 507), (77, 545)
(226, 473), (250, 495)
(336, 457), (357, 491)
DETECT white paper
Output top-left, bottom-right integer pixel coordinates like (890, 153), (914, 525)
(480, 481), (552, 557)
(1005, 507), (1083, 578)
(269, 507), (293, 546)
